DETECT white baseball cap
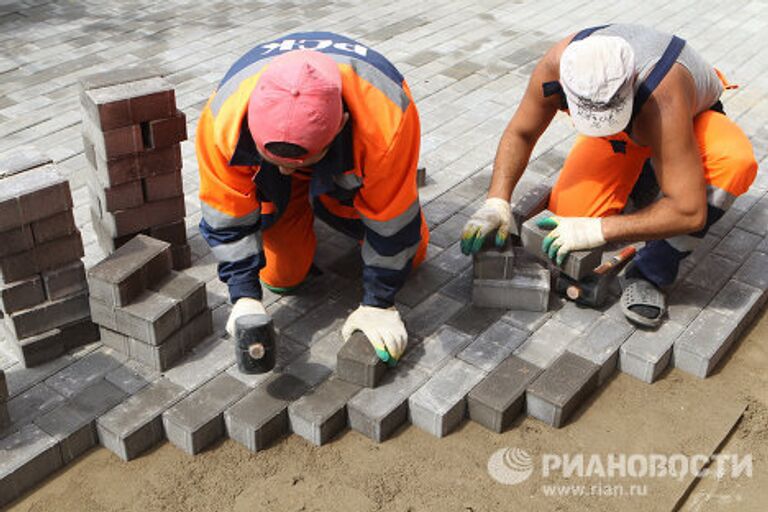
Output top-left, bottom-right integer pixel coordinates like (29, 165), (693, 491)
(560, 35), (636, 137)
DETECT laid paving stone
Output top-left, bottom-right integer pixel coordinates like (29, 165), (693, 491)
(6, 383), (66, 428)
(567, 316), (635, 384)
(429, 212), (469, 248)
(336, 332), (387, 388)
(457, 320), (529, 372)
(408, 358), (486, 438)
(403, 293), (464, 340)
(69, 379), (127, 419)
(711, 227), (762, 263)
(707, 279), (766, 323)
(683, 253), (741, 293)
(284, 297), (354, 347)
(446, 303), (507, 337)
(396, 263), (453, 308)
(526, 352), (599, 428)
(619, 321), (687, 384)
(105, 364), (152, 395)
(96, 378), (186, 461)
(347, 363), (429, 443)
(288, 376), (361, 446)
(34, 403), (97, 464)
(439, 268), (472, 303)
(740, 196), (768, 237)
(163, 373), (249, 455)
(674, 309), (743, 379)
(551, 300), (604, 333)
(402, 325), (473, 372)
(733, 251), (768, 291)
(468, 356), (542, 433)
(666, 281), (716, 327)
(502, 308), (552, 332)
(513, 318), (581, 369)
(283, 331), (344, 387)
(45, 347), (126, 398)
(0, 424), (63, 507)
(224, 373), (309, 453)
(164, 335), (234, 391)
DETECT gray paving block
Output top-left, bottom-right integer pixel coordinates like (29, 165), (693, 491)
(707, 279), (766, 324)
(347, 363), (429, 442)
(89, 297), (118, 331)
(0, 424), (63, 507)
(408, 358), (486, 438)
(733, 251), (768, 291)
(69, 379), (128, 419)
(402, 325), (473, 372)
(567, 316), (635, 384)
(41, 260), (87, 301)
(468, 356), (542, 433)
(87, 234), (172, 307)
(2, 353), (75, 399)
(473, 265), (550, 311)
(34, 404), (97, 464)
(105, 364), (151, 395)
(446, 303), (507, 337)
(0, 325), (64, 369)
(740, 197), (768, 237)
(526, 352), (599, 428)
(440, 268), (472, 303)
(0, 275), (46, 315)
(283, 331), (344, 387)
(403, 292), (464, 340)
(149, 271), (207, 324)
(510, 179), (552, 236)
(429, 212), (469, 248)
(116, 290), (182, 345)
(666, 281), (716, 327)
(457, 320), (529, 372)
(6, 383), (66, 427)
(99, 326), (129, 354)
(551, 300), (603, 333)
(45, 347), (126, 398)
(472, 245), (516, 279)
(521, 210), (603, 280)
(396, 263), (453, 308)
(4, 291), (90, 341)
(284, 296), (355, 346)
(684, 253), (741, 293)
(674, 309), (741, 379)
(288, 376), (361, 446)
(711, 227), (762, 263)
(0, 163), (72, 233)
(164, 335), (234, 391)
(513, 318), (581, 369)
(502, 308), (552, 332)
(96, 378), (186, 461)
(336, 331), (387, 388)
(163, 373), (249, 455)
(224, 373), (309, 453)
(619, 321), (686, 383)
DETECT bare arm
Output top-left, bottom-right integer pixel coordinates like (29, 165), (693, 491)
(487, 44), (565, 201)
(601, 66), (708, 241)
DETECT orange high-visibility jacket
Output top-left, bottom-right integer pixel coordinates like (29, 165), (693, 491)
(196, 32), (423, 307)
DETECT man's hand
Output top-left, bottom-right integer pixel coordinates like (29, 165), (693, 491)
(460, 198), (512, 255)
(226, 297), (267, 338)
(537, 216), (606, 266)
(342, 305), (407, 365)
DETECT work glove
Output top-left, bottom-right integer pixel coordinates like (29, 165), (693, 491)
(460, 197), (512, 255)
(342, 305), (407, 365)
(226, 297), (267, 338)
(538, 216), (606, 266)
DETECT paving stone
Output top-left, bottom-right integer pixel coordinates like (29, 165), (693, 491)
(513, 318), (581, 369)
(0, 424), (63, 507)
(163, 373), (249, 455)
(0, 145), (52, 179)
(85, 142), (182, 188)
(468, 356), (542, 433)
(34, 404), (97, 464)
(95, 196), (186, 242)
(403, 292), (464, 340)
(147, 220), (187, 247)
(0, 232), (85, 284)
(429, 212), (469, 248)
(143, 172), (184, 203)
(41, 260), (87, 301)
(619, 321), (686, 383)
(6, 383), (66, 427)
(566, 316), (634, 384)
(551, 300), (604, 333)
(472, 245), (516, 279)
(526, 352), (599, 428)
(105, 364), (151, 395)
(0, 163), (72, 233)
(81, 75), (176, 131)
(87, 234), (173, 307)
(740, 197), (768, 237)
(396, 263), (453, 308)
(224, 373), (309, 453)
(45, 347), (126, 398)
(30, 209), (78, 245)
(283, 331), (344, 387)
(96, 378), (186, 461)
(164, 335), (234, 390)
(684, 253), (742, 293)
(87, 176), (145, 213)
(711, 227), (762, 263)
(440, 267), (472, 303)
(402, 325), (473, 372)
(116, 290), (182, 345)
(347, 363), (429, 442)
(336, 331), (387, 388)
(0, 275), (46, 315)
(446, 303), (507, 337)
(408, 358), (486, 438)
(0, 224), (35, 258)
(69, 379), (128, 419)
(473, 264), (551, 311)
(521, 210), (603, 280)
(284, 296), (355, 347)
(147, 110), (188, 149)
(733, 251), (768, 291)
(502, 308), (552, 332)
(707, 279), (765, 324)
(666, 281), (716, 327)
(4, 291), (90, 341)
(77, 66), (164, 93)
(288, 376), (361, 446)
(457, 320), (529, 372)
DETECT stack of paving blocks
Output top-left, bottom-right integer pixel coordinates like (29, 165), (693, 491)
(0, 369), (8, 428)
(472, 245), (551, 311)
(79, 67), (191, 270)
(0, 148), (98, 367)
(87, 235), (212, 371)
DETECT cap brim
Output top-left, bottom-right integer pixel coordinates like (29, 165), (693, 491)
(570, 96), (633, 137)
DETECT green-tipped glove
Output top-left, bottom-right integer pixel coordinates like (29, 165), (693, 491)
(460, 198), (512, 255)
(537, 215), (606, 266)
(342, 305), (407, 366)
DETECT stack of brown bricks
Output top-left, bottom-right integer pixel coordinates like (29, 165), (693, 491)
(0, 369), (8, 428)
(78, 67), (191, 270)
(0, 147), (98, 367)
(87, 235), (212, 372)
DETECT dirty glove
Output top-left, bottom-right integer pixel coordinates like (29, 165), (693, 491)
(538, 216), (606, 266)
(342, 305), (407, 365)
(226, 297), (267, 338)
(460, 197), (512, 255)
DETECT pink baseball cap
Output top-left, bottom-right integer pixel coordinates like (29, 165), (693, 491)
(248, 50), (343, 163)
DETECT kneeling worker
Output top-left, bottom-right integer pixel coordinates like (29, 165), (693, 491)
(196, 32), (428, 363)
(462, 23), (757, 326)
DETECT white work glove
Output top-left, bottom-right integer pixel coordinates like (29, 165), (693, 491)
(226, 297), (267, 338)
(537, 215), (606, 266)
(460, 197), (512, 255)
(341, 305), (407, 364)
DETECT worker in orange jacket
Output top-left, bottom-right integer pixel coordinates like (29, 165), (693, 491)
(196, 32), (429, 363)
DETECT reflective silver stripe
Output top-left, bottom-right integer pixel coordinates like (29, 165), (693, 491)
(327, 54), (410, 111)
(333, 173), (362, 190)
(361, 239), (419, 270)
(210, 233), (263, 263)
(202, 202), (261, 230)
(210, 57), (279, 116)
(666, 234), (702, 253)
(361, 200), (420, 237)
(707, 185), (736, 210)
